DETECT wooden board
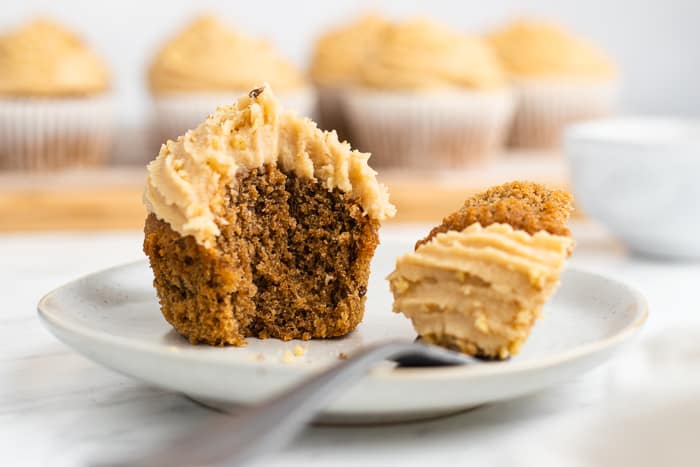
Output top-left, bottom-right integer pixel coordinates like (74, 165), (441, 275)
(0, 155), (570, 232)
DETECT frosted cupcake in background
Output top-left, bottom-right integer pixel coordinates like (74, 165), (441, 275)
(0, 19), (112, 171)
(488, 19), (617, 150)
(148, 15), (314, 145)
(344, 18), (514, 170)
(309, 14), (386, 140)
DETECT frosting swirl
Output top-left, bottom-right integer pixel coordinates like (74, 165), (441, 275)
(488, 19), (616, 79)
(0, 19), (109, 96)
(144, 85), (395, 248)
(388, 222), (572, 358)
(310, 14), (386, 86)
(148, 16), (305, 94)
(359, 19), (507, 90)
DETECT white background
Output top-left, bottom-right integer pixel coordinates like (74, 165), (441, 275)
(2, 0), (699, 122)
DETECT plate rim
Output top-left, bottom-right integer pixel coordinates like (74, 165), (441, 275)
(37, 259), (649, 381)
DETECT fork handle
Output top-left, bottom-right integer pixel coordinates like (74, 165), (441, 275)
(100, 341), (428, 467)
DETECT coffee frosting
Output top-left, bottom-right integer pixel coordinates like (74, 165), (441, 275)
(389, 222), (572, 357)
(310, 14), (387, 86)
(0, 19), (109, 96)
(488, 19), (616, 79)
(144, 85), (395, 248)
(359, 18), (506, 90)
(148, 16), (305, 94)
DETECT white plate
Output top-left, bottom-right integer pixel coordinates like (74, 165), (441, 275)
(38, 235), (648, 424)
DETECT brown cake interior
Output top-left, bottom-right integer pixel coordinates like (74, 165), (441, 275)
(416, 181), (573, 249)
(144, 163), (379, 346)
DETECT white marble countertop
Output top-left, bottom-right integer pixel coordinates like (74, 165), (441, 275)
(2, 223), (700, 467)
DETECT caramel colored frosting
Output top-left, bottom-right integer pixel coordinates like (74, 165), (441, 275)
(388, 223), (572, 358)
(148, 16), (305, 94)
(144, 85), (395, 248)
(310, 14), (387, 86)
(0, 19), (109, 96)
(359, 18), (506, 90)
(488, 19), (616, 79)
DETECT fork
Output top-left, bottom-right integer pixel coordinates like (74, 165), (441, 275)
(99, 341), (480, 467)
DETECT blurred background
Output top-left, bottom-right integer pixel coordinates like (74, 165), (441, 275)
(1, 0), (699, 243)
(4, 0), (699, 121)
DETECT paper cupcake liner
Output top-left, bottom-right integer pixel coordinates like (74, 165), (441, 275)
(315, 85), (352, 142)
(343, 89), (515, 170)
(151, 88), (317, 147)
(0, 95), (114, 171)
(508, 80), (617, 150)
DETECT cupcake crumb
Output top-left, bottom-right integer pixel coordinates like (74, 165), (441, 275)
(338, 352), (349, 360)
(249, 86), (265, 98)
(293, 344), (306, 357)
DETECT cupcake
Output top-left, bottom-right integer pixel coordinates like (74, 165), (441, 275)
(0, 19), (112, 171)
(343, 18), (514, 169)
(143, 85), (395, 345)
(148, 15), (314, 144)
(488, 19), (617, 150)
(309, 14), (386, 140)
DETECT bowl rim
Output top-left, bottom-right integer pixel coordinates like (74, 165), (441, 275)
(565, 116), (700, 151)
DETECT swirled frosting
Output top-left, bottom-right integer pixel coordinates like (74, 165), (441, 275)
(0, 19), (109, 96)
(359, 18), (506, 90)
(144, 85), (395, 248)
(148, 16), (305, 94)
(310, 14), (387, 86)
(488, 19), (616, 79)
(388, 222), (572, 358)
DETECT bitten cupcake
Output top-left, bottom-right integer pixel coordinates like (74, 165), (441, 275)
(488, 19), (617, 150)
(343, 18), (514, 169)
(0, 19), (112, 171)
(309, 14), (386, 140)
(148, 15), (314, 144)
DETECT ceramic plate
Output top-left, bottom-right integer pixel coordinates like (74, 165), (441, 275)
(38, 235), (648, 424)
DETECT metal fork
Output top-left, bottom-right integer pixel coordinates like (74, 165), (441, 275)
(99, 341), (480, 467)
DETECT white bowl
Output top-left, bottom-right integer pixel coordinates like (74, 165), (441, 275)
(565, 117), (700, 260)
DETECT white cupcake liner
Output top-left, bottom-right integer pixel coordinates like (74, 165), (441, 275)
(315, 85), (352, 141)
(343, 89), (515, 169)
(0, 95), (114, 171)
(508, 79), (618, 150)
(151, 87), (317, 147)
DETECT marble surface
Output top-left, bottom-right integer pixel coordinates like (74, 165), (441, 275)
(2, 223), (700, 467)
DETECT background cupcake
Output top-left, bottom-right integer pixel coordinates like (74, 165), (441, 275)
(344, 18), (514, 170)
(489, 19), (618, 150)
(0, 19), (112, 171)
(148, 15), (314, 145)
(309, 14), (386, 141)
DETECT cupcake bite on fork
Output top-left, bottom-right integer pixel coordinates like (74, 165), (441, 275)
(388, 181), (574, 360)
